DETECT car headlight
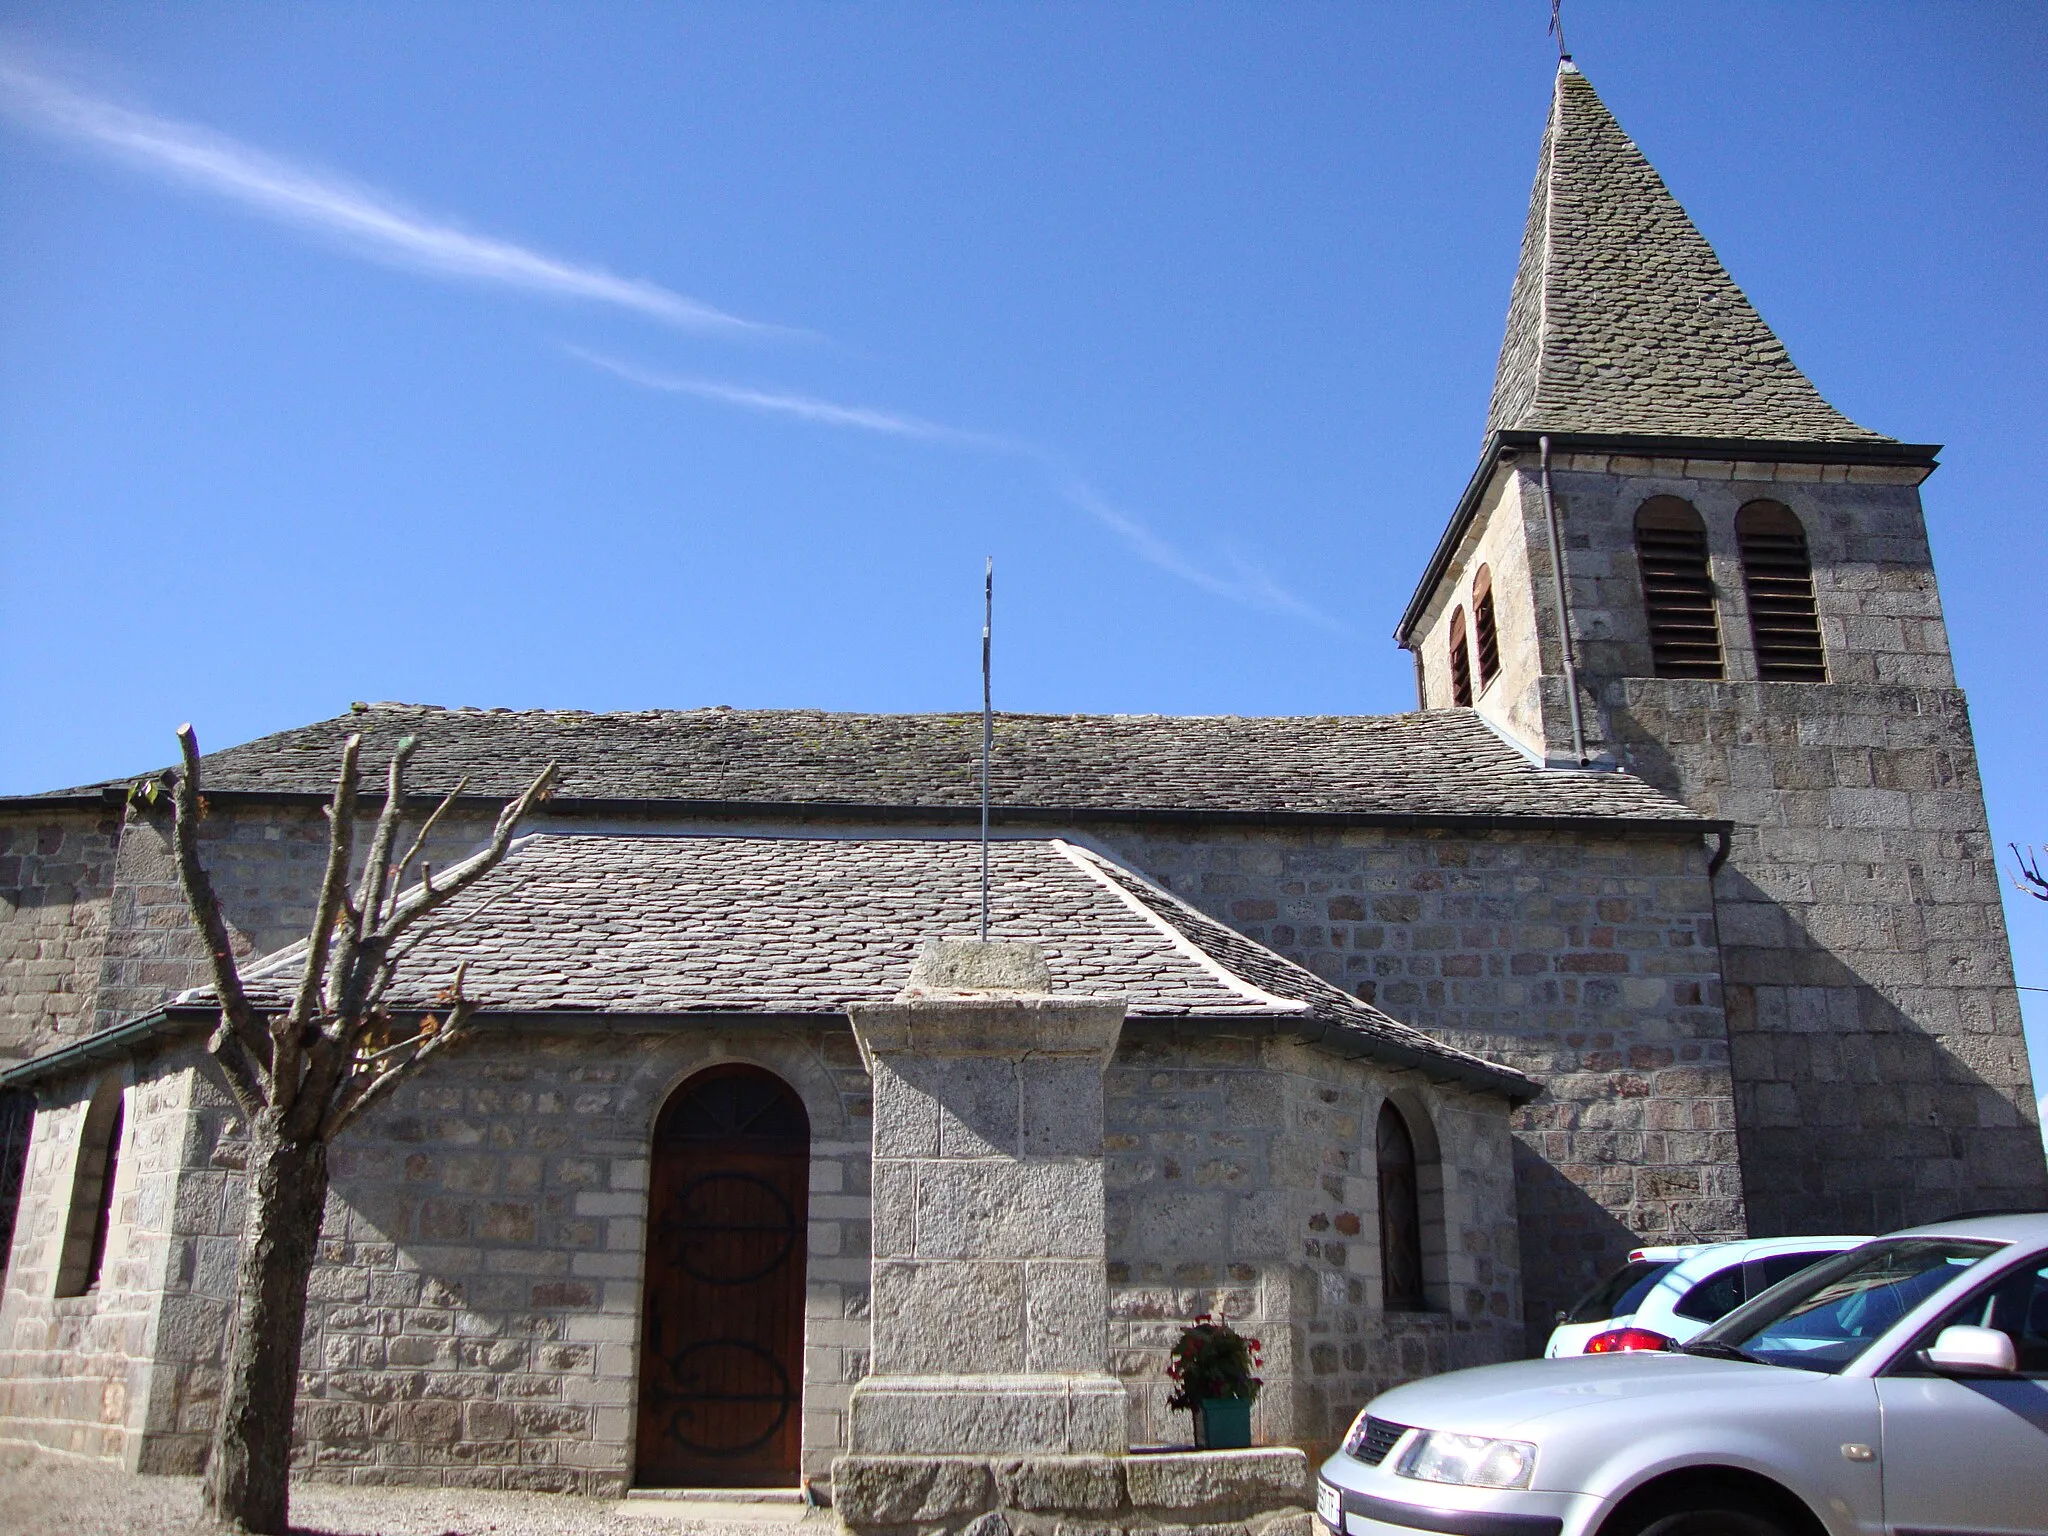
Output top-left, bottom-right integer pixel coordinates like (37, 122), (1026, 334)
(1397, 1431), (1537, 1490)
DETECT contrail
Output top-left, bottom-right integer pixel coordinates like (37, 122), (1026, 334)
(0, 55), (776, 336)
(1061, 482), (1348, 633)
(568, 347), (1013, 448)
(570, 343), (1342, 631)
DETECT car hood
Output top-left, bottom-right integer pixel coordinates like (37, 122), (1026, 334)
(1367, 1352), (1803, 1438)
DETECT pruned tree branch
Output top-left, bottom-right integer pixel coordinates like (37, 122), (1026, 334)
(2013, 844), (2048, 903)
(392, 772), (470, 909)
(173, 725), (273, 1087)
(383, 763), (557, 944)
(349, 737), (418, 946)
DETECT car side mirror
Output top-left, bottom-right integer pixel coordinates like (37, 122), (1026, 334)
(1554, 1310), (1568, 1324)
(1917, 1324), (2018, 1377)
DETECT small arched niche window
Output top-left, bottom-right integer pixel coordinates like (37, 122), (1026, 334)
(1447, 607), (1474, 707)
(1472, 566), (1501, 689)
(1737, 500), (1826, 681)
(0, 1089), (33, 1285)
(1377, 1101), (1426, 1312)
(56, 1075), (125, 1298)
(1634, 497), (1724, 678)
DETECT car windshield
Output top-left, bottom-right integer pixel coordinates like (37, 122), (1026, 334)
(1693, 1238), (2003, 1373)
(1566, 1260), (1677, 1324)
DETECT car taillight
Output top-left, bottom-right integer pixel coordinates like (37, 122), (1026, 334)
(1585, 1327), (1671, 1353)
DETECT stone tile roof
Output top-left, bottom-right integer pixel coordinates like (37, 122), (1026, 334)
(218, 833), (1532, 1096)
(26, 702), (1706, 827)
(1487, 62), (1888, 444)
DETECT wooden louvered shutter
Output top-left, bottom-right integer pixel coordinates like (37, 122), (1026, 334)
(1737, 500), (1826, 682)
(1447, 607), (1473, 707)
(1634, 497), (1723, 678)
(1472, 566), (1501, 687)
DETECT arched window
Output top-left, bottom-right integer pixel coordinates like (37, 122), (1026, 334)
(0, 1089), (33, 1285)
(1377, 1101), (1425, 1311)
(1472, 566), (1501, 688)
(56, 1075), (125, 1298)
(1447, 607), (1474, 707)
(1737, 500), (1825, 681)
(1634, 497), (1723, 678)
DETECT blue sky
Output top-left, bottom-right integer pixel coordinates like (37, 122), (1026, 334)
(5, 4), (2048, 1117)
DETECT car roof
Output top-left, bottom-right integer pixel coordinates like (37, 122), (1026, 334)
(1624, 1234), (1868, 1269)
(1882, 1211), (2048, 1243)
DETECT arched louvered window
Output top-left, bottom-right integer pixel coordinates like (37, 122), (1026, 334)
(1377, 1102), (1425, 1311)
(1447, 607), (1474, 707)
(56, 1075), (125, 1298)
(1737, 500), (1825, 681)
(1472, 566), (1501, 688)
(1634, 497), (1723, 678)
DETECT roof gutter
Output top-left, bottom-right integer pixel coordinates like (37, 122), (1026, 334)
(5, 1001), (1539, 1104)
(1395, 429), (1942, 646)
(0, 787), (1724, 839)
(0, 1007), (202, 1091)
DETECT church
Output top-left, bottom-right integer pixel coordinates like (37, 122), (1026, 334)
(0, 61), (2040, 1498)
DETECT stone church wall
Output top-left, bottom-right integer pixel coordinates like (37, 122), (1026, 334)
(1103, 1024), (1519, 1456)
(0, 1011), (1524, 1482)
(0, 1048), (199, 1468)
(0, 810), (119, 1063)
(1094, 821), (1737, 1352)
(1540, 452), (2048, 1234)
(14, 803), (1733, 1362)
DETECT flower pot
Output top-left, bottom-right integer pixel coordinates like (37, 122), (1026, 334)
(1195, 1397), (1253, 1450)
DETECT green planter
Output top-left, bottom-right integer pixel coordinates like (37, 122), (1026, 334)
(1195, 1397), (1253, 1450)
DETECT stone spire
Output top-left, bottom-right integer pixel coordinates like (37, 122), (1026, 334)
(1487, 61), (1889, 443)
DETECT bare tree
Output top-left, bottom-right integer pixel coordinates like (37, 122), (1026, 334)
(170, 726), (555, 1534)
(2015, 845), (2048, 904)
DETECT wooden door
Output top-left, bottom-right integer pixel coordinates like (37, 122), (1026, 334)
(636, 1065), (810, 1488)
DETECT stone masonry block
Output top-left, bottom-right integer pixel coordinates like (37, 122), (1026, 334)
(996, 1454), (1124, 1512)
(833, 1455), (996, 1524)
(873, 1261), (1026, 1376)
(1124, 1449), (1311, 1511)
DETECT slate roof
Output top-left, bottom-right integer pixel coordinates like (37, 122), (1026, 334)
(194, 833), (1532, 1098)
(1487, 61), (1888, 444)
(18, 701), (1708, 828)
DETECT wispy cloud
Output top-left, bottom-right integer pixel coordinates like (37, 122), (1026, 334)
(567, 347), (1013, 449)
(0, 55), (774, 336)
(570, 342), (1343, 631)
(1061, 482), (1347, 632)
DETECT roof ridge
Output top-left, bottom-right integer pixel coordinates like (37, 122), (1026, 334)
(1050, 840), (1306, 1014)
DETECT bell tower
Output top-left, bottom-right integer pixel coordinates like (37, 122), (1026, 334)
(1400, 61), (2047, 1236)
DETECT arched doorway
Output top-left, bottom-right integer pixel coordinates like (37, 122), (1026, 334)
(636, 1064), (810, 1488)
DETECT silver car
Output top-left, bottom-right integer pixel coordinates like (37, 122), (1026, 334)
(1317, 1213), (2048, 1536)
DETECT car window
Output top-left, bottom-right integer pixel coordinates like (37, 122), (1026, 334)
(1700, 1239), (2003, 1373)
(1755, 1251), (1836, 1290)
(1567, 1260), (1677, 1324)
(1673, 1263), (1746, 1322)
(1892, 1257), (2048, 1378)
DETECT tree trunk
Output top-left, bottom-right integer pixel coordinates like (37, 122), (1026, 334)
(203, 1112), (330, 1534)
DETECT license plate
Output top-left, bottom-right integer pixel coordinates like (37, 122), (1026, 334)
(1317, 1480), (1343, 1533)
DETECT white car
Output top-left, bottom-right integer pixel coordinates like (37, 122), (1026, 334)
(1317, 1212), (2048, 1536)
(1545, 1234), (1869, 1356)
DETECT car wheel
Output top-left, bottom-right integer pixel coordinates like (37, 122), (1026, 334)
(1619, 1505), (1791, 1536)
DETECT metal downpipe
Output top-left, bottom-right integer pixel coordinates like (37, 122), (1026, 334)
(1539, 434), (1590, 767)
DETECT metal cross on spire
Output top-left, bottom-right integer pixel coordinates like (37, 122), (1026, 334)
(1549, 0), (1571, 62)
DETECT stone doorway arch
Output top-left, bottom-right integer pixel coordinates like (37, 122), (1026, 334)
(636, 1063), (810, 1488)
